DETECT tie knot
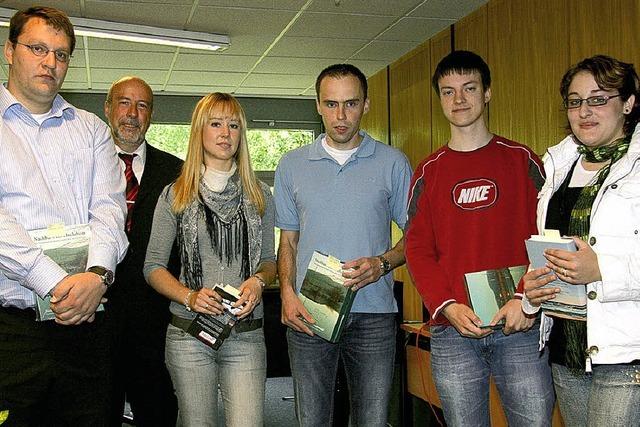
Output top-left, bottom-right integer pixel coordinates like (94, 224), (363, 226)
(118, 152), (136, 166)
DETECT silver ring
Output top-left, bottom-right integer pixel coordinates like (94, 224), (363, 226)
(562, 268), (567, 277)
(204, 303), (209, 309)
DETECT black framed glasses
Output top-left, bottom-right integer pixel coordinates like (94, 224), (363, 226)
(563, 94), (621, 110)
(15, 42), (72, 63)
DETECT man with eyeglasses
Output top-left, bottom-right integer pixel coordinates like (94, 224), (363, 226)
(0, 6), (128, 425)
(405, 50), (554, 425)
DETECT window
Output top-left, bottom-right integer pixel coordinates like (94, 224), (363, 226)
(146, 124), (314, 252)
(146, 124), (313, 178)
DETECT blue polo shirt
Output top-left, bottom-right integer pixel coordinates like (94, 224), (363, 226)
(274, 131), (411, 313)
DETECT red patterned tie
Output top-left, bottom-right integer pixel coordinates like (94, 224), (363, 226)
(118, 153), (139, 233)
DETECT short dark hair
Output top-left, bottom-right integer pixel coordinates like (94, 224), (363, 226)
(9, 6), (76, 54)
(315, 64), (368, 100)
(432, 50), (491, 95)
(560, 54), (640, 136)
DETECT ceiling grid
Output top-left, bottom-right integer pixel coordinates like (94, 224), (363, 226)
(0, 0), (488, 97)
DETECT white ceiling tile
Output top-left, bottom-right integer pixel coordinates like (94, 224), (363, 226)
(307, 0), (418, 16)
(91, 68), (169, 85)
(234, 86), (313, 97)
(64, 67), (88, 83)
(268, 36), (366, 59)
(174, 53), (259, 72)
(198, 0), (303, 9)
(241, 73), (314, 89)
(287, 12), (395, 39)
(169, 70), (245, 86)
(349, 40), (418, 62)
(255, 57), (344, 75)
(162, 84), (236, 94)
(377, 17), (453, 42)
(410, 0), (489, 19)
(188, 6), (296, 35)
(85, 1), (191, 28)
(0, 1), (82, 16)
(88, 50), (175, 69)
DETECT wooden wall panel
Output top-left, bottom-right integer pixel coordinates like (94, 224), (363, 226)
(430, 28), (452, 151)
(389, 43), (431, 321)
(454, 4), (488, 60)
(454, 5), (490, 127)
(569, 0), (640, 67)
(361, 68), (389, 144)
(389, 44), (431, 168)
(487, 0), (569, 155)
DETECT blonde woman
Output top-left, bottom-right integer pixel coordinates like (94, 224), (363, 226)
(144, 93), (276, 426)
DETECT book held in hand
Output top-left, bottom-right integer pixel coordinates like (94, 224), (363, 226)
(464, 265), (526, 328)
(525, 230), (586, 321)
(187, 310), (237, 350)
(28, 223), (104, 321)
(299, 251), (357, 343)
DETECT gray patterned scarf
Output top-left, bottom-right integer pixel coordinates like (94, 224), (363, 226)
(176, 171), (263, 291)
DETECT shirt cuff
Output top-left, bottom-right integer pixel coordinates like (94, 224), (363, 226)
(26, 257), (69, 298)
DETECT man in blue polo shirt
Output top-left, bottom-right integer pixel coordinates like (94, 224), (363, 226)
(274, 63), (411, 426)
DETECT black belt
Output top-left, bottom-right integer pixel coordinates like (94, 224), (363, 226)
(170, 314), (262, 334)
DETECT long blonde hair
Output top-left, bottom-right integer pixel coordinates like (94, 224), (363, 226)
(172, 93), (265, 215)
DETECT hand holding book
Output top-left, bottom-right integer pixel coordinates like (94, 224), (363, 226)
(542, 236), (602, 285)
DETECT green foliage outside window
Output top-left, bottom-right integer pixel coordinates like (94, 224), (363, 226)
(146, 124), (313, 171)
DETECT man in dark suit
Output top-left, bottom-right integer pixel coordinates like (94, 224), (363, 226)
(104, 76), (183, 427)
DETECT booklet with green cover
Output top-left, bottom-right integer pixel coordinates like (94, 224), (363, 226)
(464, 265), (526, 328)
(28, 223), (103, 321)
(299, 251), (357, 343)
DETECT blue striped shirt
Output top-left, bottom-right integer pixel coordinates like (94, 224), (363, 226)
(0, 84), (128, 309)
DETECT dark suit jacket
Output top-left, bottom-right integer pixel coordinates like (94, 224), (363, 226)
(108, 143), (183, 355)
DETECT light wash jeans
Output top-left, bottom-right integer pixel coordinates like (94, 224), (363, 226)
(552, 362), (640, 427)
(430, 323), (554, 427)
(287, 313), (396, 427)
(165, 323), (266, 427)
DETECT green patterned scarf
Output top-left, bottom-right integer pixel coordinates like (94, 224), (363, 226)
(564, 136), (630, 371)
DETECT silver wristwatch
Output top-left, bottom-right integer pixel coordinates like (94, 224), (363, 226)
(87, 266), (115, 288)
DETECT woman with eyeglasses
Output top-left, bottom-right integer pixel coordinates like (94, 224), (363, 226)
(521, 55), (640, 426)
(144, 92), (276, 426)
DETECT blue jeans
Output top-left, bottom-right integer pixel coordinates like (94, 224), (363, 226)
(430, 324), (554, 427)
(287, 313), (396, 427)
(552, 362), (640, 427)
(165, 324), (266, 427)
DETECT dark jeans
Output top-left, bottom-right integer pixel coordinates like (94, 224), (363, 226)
(0, 306), (110, 427)
(430, 323), (554, 427)
(287, 313), (396, 427)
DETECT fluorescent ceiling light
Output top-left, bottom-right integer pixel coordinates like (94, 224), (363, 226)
(0, 7), (230, 52)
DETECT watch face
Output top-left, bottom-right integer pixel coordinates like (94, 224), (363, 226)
(104, 270), (115, 285)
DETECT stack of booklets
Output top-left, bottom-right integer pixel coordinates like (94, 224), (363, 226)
(299, 251), (357, 343)
(525, 230), (586, 320)
(186, 284), (242, 350)
(464, 265), (526, 328)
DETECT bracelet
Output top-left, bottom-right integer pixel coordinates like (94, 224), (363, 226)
(252, 274), (267, 288)
(183, 289), (195, 312)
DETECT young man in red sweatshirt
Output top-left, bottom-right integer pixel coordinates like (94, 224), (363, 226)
(405, 50), (554, 426)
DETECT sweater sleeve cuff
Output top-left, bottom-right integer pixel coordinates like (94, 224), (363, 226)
(521, 294), (541, 315)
